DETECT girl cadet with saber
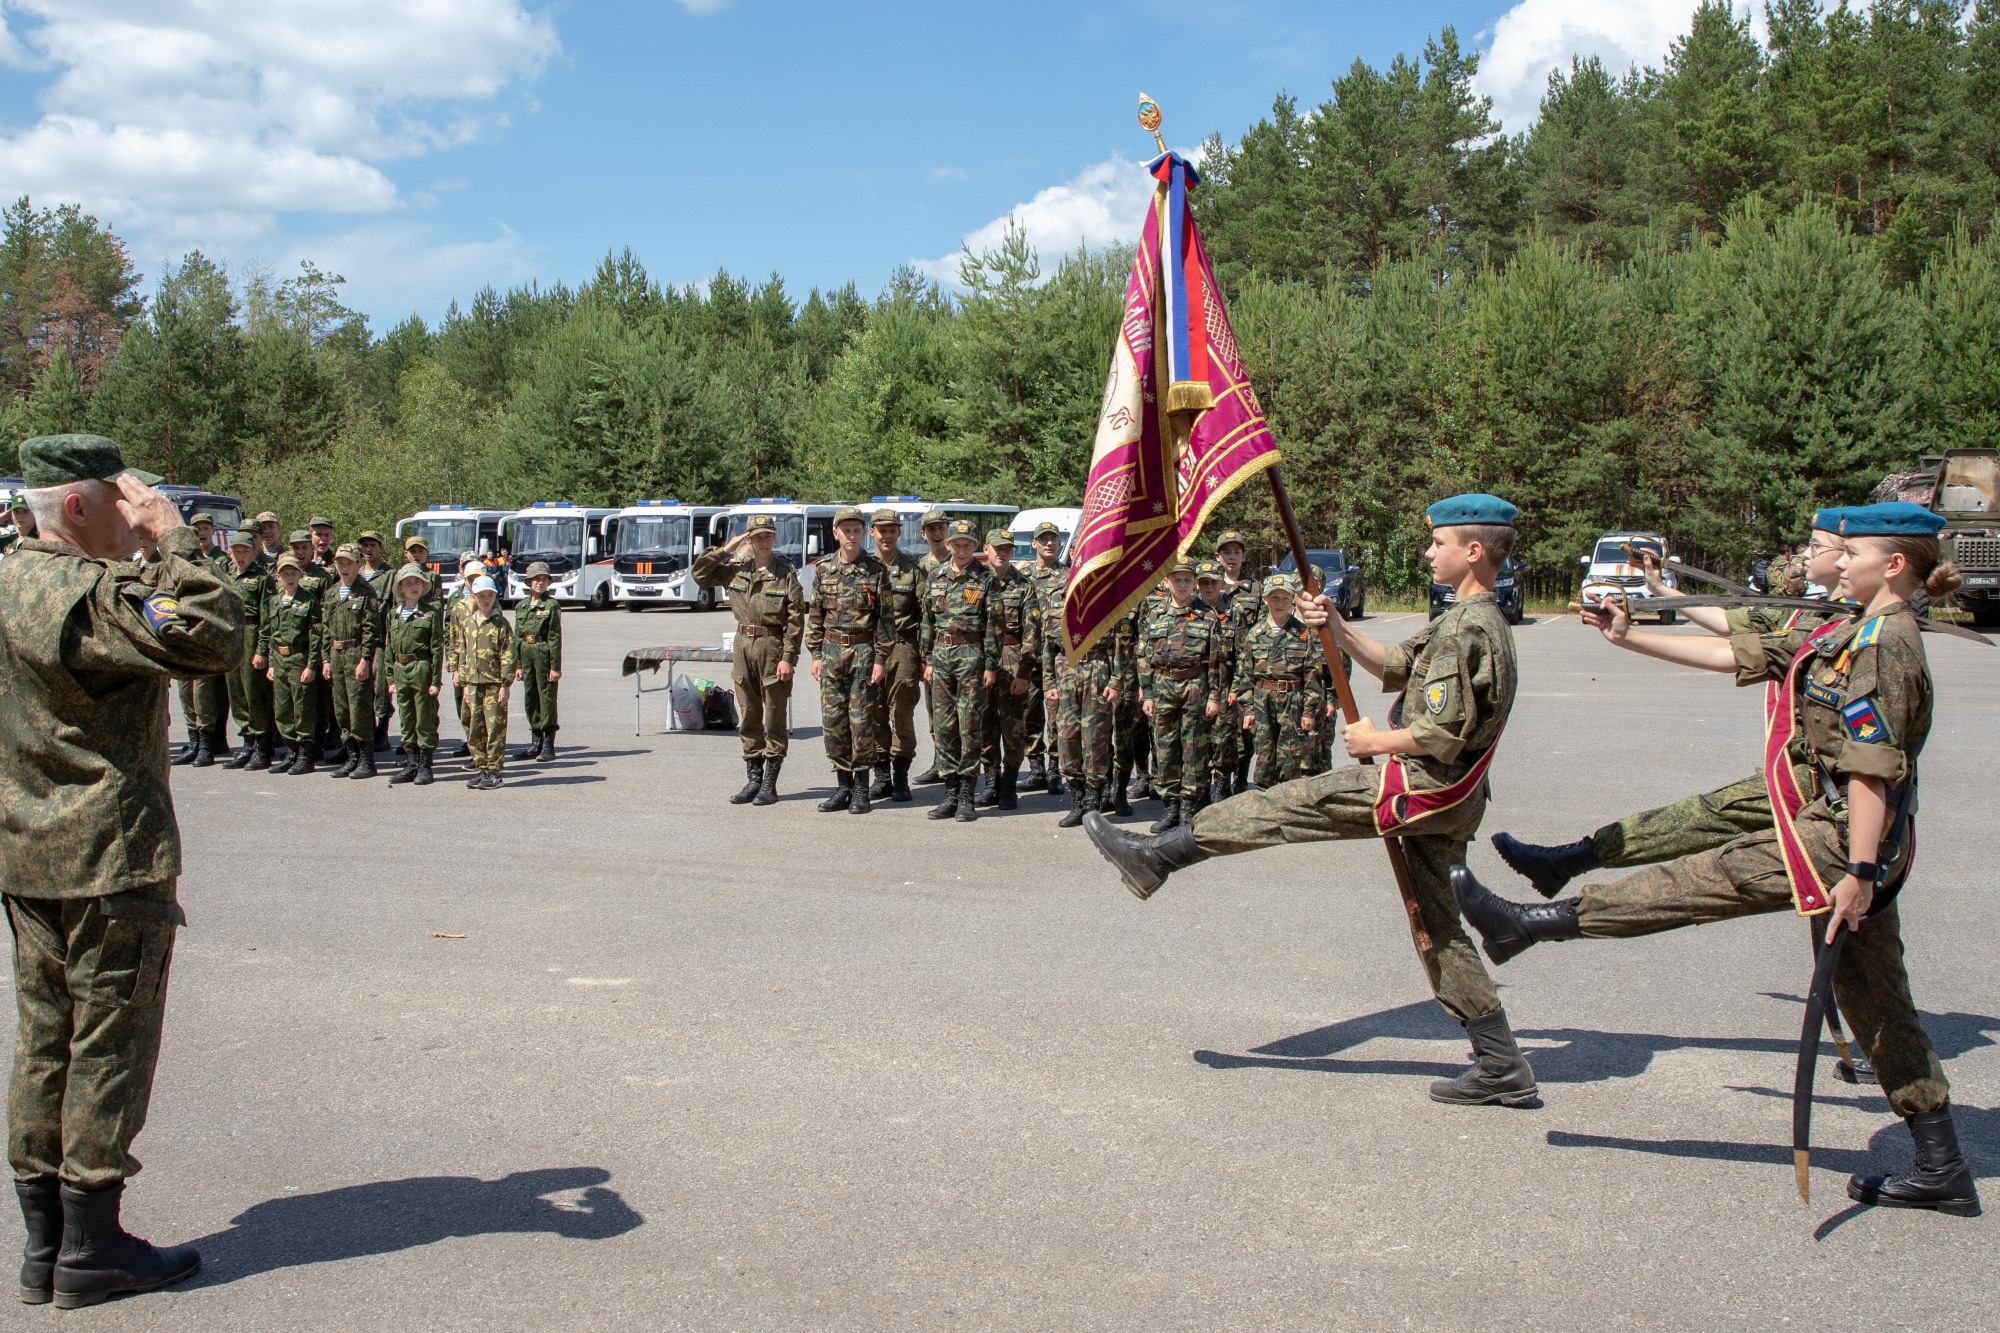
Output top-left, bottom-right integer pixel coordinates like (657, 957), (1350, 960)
(1454, 502), (1980, 1217)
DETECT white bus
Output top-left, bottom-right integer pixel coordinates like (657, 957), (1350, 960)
(1005, 505), (1083, 563)
(499, 502), (620, 607)
(712, 499), (848, 597)
(856, 497), (1019, 548)
(394, 506), (512, 584)
(606, 500), (730, 611)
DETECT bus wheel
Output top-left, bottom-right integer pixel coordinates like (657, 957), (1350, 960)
(592, 583), (612, 611)
(696, 587), (715, 613)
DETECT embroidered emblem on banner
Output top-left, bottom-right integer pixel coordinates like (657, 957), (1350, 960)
(1424, 681), (1448, 715)
(141, 594), (181, 634)
(1841, 696), (1890, 744)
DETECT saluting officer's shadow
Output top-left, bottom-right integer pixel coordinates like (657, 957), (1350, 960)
(182, 1166), (642, 1288)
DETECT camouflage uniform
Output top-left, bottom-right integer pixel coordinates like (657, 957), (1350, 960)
(444, 580), (477, 743)
(1022, 559), (1069, 779)
(320, 566), (381, 754)
(1234, 609), (1326, 787)
(222, 539), (274, 750)
(171, 535), (230, 754)
(363, 556), (396, 735)
(868, 545), (926, 771)
(385, 584), (446, 754)
(805, 546), (894, 772)
(1192, 592), (1516, 1023)
(458, 605), (517, 774)
(1208, 571), (1262, 789)
(1138, 591), (1223, 805)
(915, 543), (950, 777)
(919, 554), (996, 781)
(692, 541), (806, 762)
(261, 575), (325, 751)
(513, 590), (563, 738)
(1042, 588), (1132, 793)
(979, 554), (1040, 794)
(1, 523), (242, 1189)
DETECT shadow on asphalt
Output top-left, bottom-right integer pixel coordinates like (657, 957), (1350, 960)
(183, 1167), (642, 1288)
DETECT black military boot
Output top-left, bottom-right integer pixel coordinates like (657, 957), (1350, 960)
(818, 770), (854, 813)
(889, 756), (913, 803)
(388, 748), (419, 785)
(1849, 1106), (1983, 1216)
(1149, 797), (1182, 835)
(1491, 831), (1600, 899)
(170, 725), (199, 765)
(413, 749), (435, 786)
(246, 734), (273, 772)
(515, 730), (541, 762)
(286, 746), (315, 776)
(927, 773), (961, 820)
(451, 740), (471, 758)
(1452, 866), (1582, 964)
(973, 764), (996, 807)
(850, 767), (872, 815)
(1429, 1007), (1541, 1107)
(331, 741), (359, 779)
(867, 766), (894, 801)
(1084, 813), (1207, 900)
(753, 759), (782, 806)
(1047, 767), (1066, 797)
(1130, 764), (1153, 801)
(1207, 771), (1226, 808)
(224, 731), (255, 769)
(954, 774), (979, 822)
(731, 759), (764, 805)
(1111, 762), (1133, 816)
(538, 730), (557, 762)
(996, 767), (1019, 810)
(1023, 755), (1048, 792)
(50, 1182), (200, 1310)
(350, 746), (377, 779)
(205, 724), (230, 765)
(1235, 749), (1253, 795)
(186, 726), (214, 768)
(374, 731), (391, 753)
(17, 1178), (59, 1304)
(1059, 785), (1087, 829)
(913, 760), (941, 785)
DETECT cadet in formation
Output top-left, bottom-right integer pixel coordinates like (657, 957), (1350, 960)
(323, 543), (382, 779)
(1233, 572), (1325, 788)
(806, 508), (893, 814)
(1137, 560), (1224, 834)
(911, 508), (952, 786)
(1020, 522), (1070, 797)
(1042, 562), (1133, 828)
(443, 553), (484, 759)
(867, 508), (925, 803)
(3, 435), (239, 1307)
(1455, 503), (1979, 1216)
(921, 518), (996, 822)
(1207, 532), (1262, 800)
(452, 575), (515, 789)
(976, 530), (1038, 810)
(1088, 495), (1535, 1106)
(261, 553), (325, 775)
(385, 562), (446, 786)
(513, 561), (564, 763)
(693, 514), (805, 807)
(220, 526), (277, 771)
(360, 530), (396, 750)
(169, 512), (231, 767)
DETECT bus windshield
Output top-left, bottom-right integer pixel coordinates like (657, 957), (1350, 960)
(513, 517), (584, 559)
(617, 515), (691, 556)
(409, 518), (478, 556)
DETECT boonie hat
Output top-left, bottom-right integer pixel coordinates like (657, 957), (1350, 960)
(470, 576), (498, 595)
(17, 434), (163, 488)
(1426, 494), (1517, 528)
(1840, 502), (1947, 537)
(525, 561), (553, 580)
(745, 514), (777, 533)
(870, 508), (900, 527)
(833, 506), (866, 525)
(985, 527), (1014, 547)
(228, 528), (256, 548)
(946, 519), (980, 541)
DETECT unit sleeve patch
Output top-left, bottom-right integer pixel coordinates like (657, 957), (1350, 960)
(1840, 696), (1891, 744)
(1425, 680), (1449, 715)
(141, 593), (182, 634)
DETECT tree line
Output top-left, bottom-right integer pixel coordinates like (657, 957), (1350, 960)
(5, 2), (2000, 594)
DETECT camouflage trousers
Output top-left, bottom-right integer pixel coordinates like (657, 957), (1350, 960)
(463, 682), (509, 772)
(1192, 765), (1502, 1023)
(1023, 681), (1048, 761)
(732, 633), (792, 761)
(866, 640), (923, 760)
(7, 888), (180, 1188)
(1577, 818), (1946, 1117)
(520, 644), (559, 733)
(927, 642), (985, 778)
(373, 647), (393, 727)
(395, 682), (440, 751)
(1591, 771), (1775, 867)
(175, 674), (226, 731)
(817, 641), (883, 770)
(1054, 659), (1118, 786)
(225, 646), (272, 738)
(1209, 678), (1242, 778)
(981, 669), (1031, 774)
(329, 646), (376, 745)
(1245, 682), (1316, 787)
(1117, 690), (1152, 776)
(270, 653), (319, 743)
(1147, 676), (1210, 801)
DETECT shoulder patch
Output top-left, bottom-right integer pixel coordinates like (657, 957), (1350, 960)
(1854, 617), (1884, 649)
(1425, 680), (1449, 715)
(1840, 696), (1891, 745)
(141, 592), (181, 634)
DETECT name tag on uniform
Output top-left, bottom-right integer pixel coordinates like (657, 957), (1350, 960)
(1803, 678), (1843, 709)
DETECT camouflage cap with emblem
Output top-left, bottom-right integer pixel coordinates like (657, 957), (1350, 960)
(357, 529), (383, 544)
(1213, 530), (1248, 552)
(946, 518), (980, 542)
(17, 433), (164, 488)
(334, 543), (363, 563)
(869, 507), (900, 528)
(254, 510), (280, 525)
(1263, 572), (1300, 596)
(288, 529), (312, 545)
(525, 561), (553, 581)
(458, 551), (482, 569)
(1195, 559), (1224, 582)
(985, 527), (1014, 547)
(920, 508), (948, 529)
(1033, 521), (1060, 539)
(228, 527), (256, 549)
(403, 533), (430, 552)
(744, 514), (777, 534)
(1167, 558), (1196, 575)
(189, 510), (219, 529)
(833, 506), (866, 526)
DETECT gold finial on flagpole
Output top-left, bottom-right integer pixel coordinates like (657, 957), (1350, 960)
(1137, 94), (1167, 154)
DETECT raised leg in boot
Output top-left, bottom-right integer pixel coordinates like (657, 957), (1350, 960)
(1491, 830), (1599, 899)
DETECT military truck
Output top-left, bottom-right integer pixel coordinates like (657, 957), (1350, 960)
(1872, 449), (2000, 627)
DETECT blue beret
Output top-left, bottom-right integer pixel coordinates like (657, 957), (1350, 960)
(1840, 502), (1946, 538)
(1811, 506), (1848, 533)
(1427, 493), (1517, 528)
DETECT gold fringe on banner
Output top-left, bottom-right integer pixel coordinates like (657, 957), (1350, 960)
(1165, 380), (1214, 415)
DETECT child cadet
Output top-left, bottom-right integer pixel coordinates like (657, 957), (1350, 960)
(456, 575), (516, 789)
(976, 529), (1038, 810)
(1233, 573), (1325, 788)
(805, 508), (894, 814)
(1136, 560), (1224, 834)
(321, 543), (381, 779)
(385, 563), (446, 785)
(1041, 565), (1133, 828)
(866, 508), (927, 803)
(512, 561), (564, 762)
(443, 552), (484, 759)
(221, 526), (277, 771)
(1088, 496), (1532, 1108)
(1209, 531), (1263, 798)
(1192, 559), (1238, 806)
(920, 518), (997, 822)
(261, 553), (324, 775)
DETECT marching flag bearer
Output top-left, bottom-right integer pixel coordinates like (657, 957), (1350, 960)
(386, 564), (445, 786)
(512, 561), (564, 762)
(1089, 496), (1534, 1107)
(456, 576), (515, 789)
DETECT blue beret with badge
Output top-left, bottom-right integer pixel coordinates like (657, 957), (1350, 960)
(1840, 502), (1947, 537)
(1426, 493), (1517, 528)
(1811, 506), (1848, 533)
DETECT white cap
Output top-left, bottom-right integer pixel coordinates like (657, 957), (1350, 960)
(471, 576), (497, 595)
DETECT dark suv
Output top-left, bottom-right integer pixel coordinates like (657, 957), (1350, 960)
(1273, 549), (1365, 619)
(1432, 557), (1523, 624)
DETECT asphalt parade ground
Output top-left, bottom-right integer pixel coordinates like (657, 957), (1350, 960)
(7, 607), (1994, 1331)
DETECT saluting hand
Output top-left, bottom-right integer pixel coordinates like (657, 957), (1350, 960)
(113, 474), (182, 546)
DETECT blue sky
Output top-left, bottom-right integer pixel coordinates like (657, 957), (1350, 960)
(0, 1), (1706, 329)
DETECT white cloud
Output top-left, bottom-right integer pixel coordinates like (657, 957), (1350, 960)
(0, 1), (558, 239)
(257, 219), (538, 324)
(915, 152), (1174, 284)
(1473, 0), (1701, 132)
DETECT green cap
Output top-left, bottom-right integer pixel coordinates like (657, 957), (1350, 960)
(396, 562), (429, 585)
(869, 507), (900, 527)
(254, 510), (280, 525)
(403, 534), (429, 551)
(357, 529), (383, 543)
(985, 527), (1014, 547)
(745, 513), (776, 533)
(1167, 559), (1195, 575)
(920, 509), (948, 528)
(228, 528), (256, 548)
(275, 554), (304, 574)
(1214, 530), (1248, 552)
(190, 511), (219, 528)
(288, 529), (312, 545)
(946, 518), (980, 541)
(334, 543), (363, 563)
(833, 506), (866, 525)
(1195, 559), (1224, 582)
(525, 561), (553, 580)
(1033, 521), (1060, 539)
(309, 515), (333, 529)
(1264, 572), (1300, 596)
(17, 434), (163, 488)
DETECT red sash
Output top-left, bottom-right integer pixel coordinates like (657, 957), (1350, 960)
(1373, 737), (1501, 836)
(1764, 620), (1846, 915)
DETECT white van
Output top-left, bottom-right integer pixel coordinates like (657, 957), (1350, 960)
(499, 502), (620, 607)
(713, 499), (847, 597)
(394, 506), (512, 584)
(606, 501), (729, 611)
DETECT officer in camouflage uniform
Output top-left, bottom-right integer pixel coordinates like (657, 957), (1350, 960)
(262, 554), (325, 775)
(1020, 522), (1069, 796)
(385, 563), (446, 786)
(1457, 503), (1980, 1215)
(804, 509), (894, 813)
(1137, 561), (1224, 833)
(221, 527), (276, 771)
(1115, 583), (1168, 810)
(866, 508), (925, 803)
(321, 544), (381, 779)
(359, 531), (395, 748)
(693, 514), (805, 807)
(456, 575), (515, 789)
(1042, 570), (1133, 827)
(2, 435), (236, 1307)
(975, 530), (1038, 810)
(1090, 496), (1534, 1109)
(512, 561), (564, 763)
(911, 508), (951, 785)
(1234, 573), (1325, 788)
(921, 518), (997, 822)
(1209, 531), (1262, 798)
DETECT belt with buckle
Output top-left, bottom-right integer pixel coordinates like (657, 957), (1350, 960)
(275, 645), (294, 656)
(1255, 677), (1298, 691)
(1154, 664), (1203, 681)
(824, 628), (874, 646)
(738, 625), (772, 638)
(939, 631), (982, 645)
(394, 653), (430, 664)
(329, 638), (358, 650)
